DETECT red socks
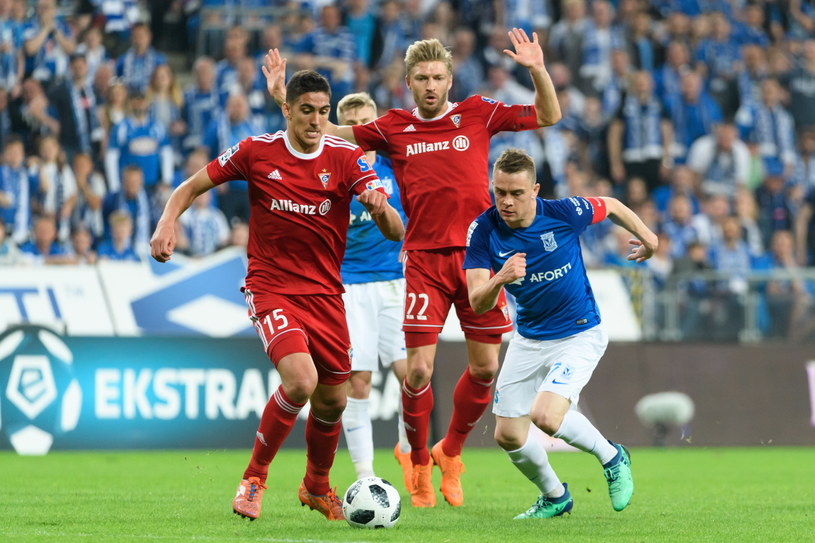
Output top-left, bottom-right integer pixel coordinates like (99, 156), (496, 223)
(443, 369), (493, 457)
(244, 386), (304, 481)
(402, 379), (434, 466)
(303, 412), (342, 495)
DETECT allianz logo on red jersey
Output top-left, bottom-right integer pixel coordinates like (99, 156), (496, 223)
(270, 198), (332, 216)
(405, 135), (470, 157)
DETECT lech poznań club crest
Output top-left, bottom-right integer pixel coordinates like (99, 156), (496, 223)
(318, 170), (331, 188)
(541, 232), (557, 252)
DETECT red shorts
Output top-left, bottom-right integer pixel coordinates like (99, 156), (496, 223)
(402, 248), (513, 345)
(243, 289), (352, 385)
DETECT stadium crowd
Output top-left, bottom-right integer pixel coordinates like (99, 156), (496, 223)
(0, 0), (814, 340)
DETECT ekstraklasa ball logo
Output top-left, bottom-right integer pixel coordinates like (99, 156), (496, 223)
(0, 326), (82, 455)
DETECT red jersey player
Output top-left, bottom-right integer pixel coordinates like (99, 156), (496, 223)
(150, 70), (404, 522)
(265, 28), (561, 508)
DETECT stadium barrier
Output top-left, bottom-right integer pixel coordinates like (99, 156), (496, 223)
(2, 325), (813, 454)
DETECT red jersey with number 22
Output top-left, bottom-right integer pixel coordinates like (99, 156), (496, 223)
(352, 95), (538, 251)
(206, 131), (382, 295)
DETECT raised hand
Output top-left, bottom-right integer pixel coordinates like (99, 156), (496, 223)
(262, 48), (287, 105)
(503, 28), (544, 70)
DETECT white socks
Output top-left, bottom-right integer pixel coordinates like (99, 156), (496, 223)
(506, 425), (565, 498)
(342, 397), (375, 478)
(552, 410), (618, 465)
(397, 396), (410, 454)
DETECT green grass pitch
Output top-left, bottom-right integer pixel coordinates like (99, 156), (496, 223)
(1, 447), (813, 542)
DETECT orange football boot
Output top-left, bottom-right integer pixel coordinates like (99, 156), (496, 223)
(298, 481), (344, 520)
(431, 440), (465, 506)
(410, 460), (436, 507)
(233, 477), (267, 520)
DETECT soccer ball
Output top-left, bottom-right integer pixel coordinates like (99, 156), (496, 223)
(342, 476), (401, 529)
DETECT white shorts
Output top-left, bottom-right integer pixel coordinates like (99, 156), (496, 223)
(342, 278), (407, 372)
(492, 325), (608, 418)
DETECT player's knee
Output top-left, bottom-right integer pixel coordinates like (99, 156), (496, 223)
(467, 363), (498, 381)
(406, 363), (432, 387)
(494, 427), (524, 451)
(312, 394), (347, 419)
(282, 375), (318, 404)
(531, 410), (564, 436)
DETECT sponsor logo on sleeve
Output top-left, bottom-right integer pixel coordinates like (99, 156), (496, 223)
(465, 221), (478, 247)
(218, 143), (240, 166)
(365, 179), (384, 191)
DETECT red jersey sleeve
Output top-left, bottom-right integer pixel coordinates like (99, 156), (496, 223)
(206, 137), (253, 184)
(351, 113), (392, 152)
(476, 95), (539, 136)
(346, 148), (387, 196)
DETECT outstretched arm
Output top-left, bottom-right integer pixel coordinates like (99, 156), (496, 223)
(601, 197), (658, 263)
(467, 253), (527, 314)
(262, 48), (358, 144)
(150, 167), (215, 262)
(503, 28), (561, 127)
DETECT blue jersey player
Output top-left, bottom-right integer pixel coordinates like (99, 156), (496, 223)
(464, 148), (657, 519)
(336, 93), (413, 489)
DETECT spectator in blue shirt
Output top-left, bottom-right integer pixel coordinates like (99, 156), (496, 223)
(102, 164), (151, 258)
(105, 90), (174, 195)
(664, 71), (723, 163)
(115, 22), (166, 94)
(295, 4), (357, 109)
(735, 78), (796, 178)
(22, 0), (75, 83)
(215, 26), (249, 94)
(96, 209), (141, 261)
(734, 4), (771, 48)
(0, 136), (29, 244)
(607, 70), (674, 193)
(48, 52), (102, 160)
(181, 56), (225, 153)
(737, 44), (768, 110)
(19, 213), (70, 264)
(654, 41), (691, 101)
(695, 12), (741, 117)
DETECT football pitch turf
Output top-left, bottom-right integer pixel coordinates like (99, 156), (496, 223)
(1, 447), (813, 542)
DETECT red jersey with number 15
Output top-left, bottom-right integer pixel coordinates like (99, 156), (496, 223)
(352, 95), (538, 251)
(206, 131), (382, 295)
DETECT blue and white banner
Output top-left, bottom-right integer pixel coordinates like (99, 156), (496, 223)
(0, 326), (402, 454)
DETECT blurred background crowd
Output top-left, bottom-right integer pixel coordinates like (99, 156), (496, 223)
(1, 0), (815, 342)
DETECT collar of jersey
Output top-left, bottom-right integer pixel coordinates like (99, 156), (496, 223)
(413, 101), (454, 122)
(283, 130), (324, 159)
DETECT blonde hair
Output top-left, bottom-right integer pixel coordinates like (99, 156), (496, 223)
(404, 38), (453, 76)
(337, 92), (377, 123)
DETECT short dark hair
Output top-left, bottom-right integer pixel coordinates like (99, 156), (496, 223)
(493, 148), (536, 183)
(286, 70), (331, 105)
